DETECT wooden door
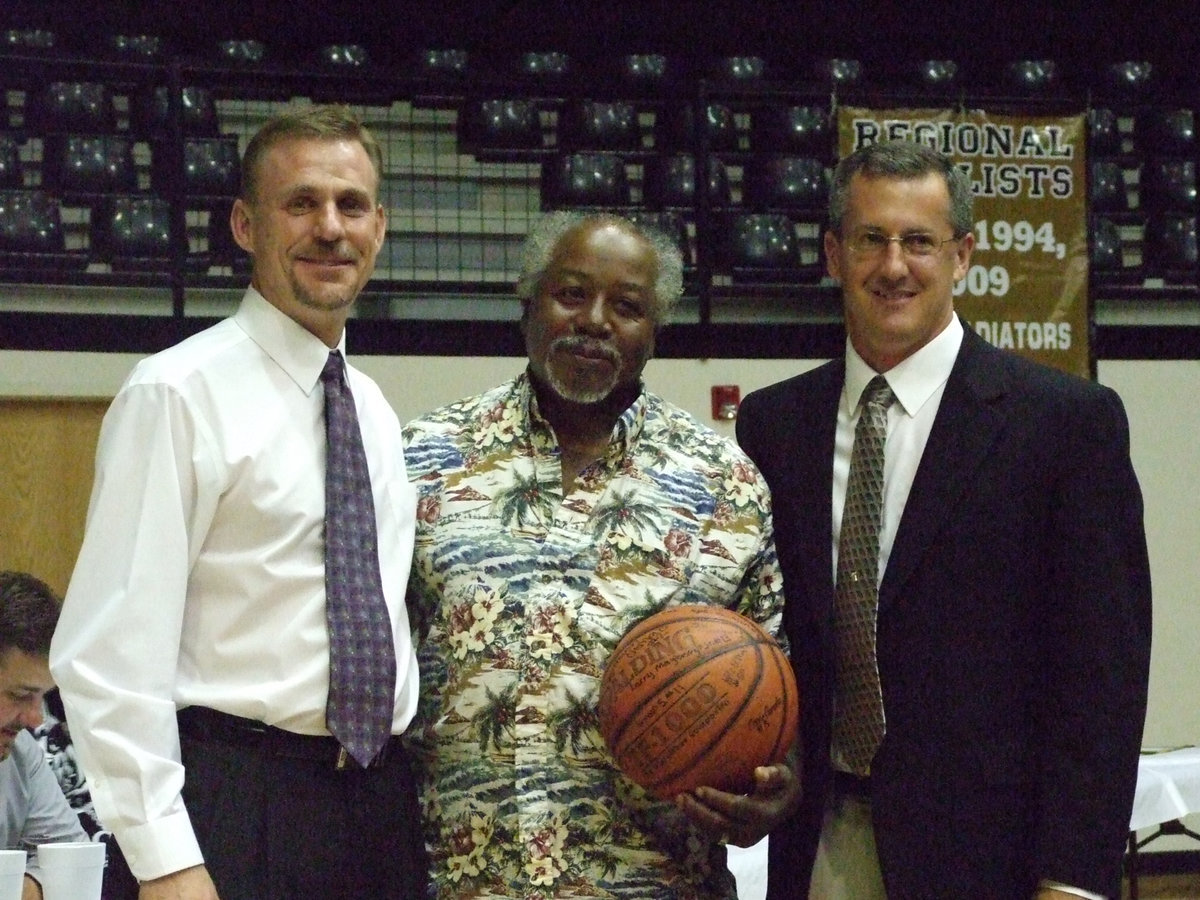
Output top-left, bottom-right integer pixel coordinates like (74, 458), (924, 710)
(0, 399), (107, 596)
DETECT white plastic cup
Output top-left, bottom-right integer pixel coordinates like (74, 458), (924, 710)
(0, 850), (26, 900)
(36, 841), (106, 900)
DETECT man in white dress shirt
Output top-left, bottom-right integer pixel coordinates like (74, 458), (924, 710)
(50, 106), (425, 900)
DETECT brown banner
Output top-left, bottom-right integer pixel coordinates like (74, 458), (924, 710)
(837, 108), (1089, 378)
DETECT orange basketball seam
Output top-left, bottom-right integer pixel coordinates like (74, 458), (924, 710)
(640, 644), (768, 795)
(602, 633), (757, 749)
(615, 644), (758, 762)
(605, 606), (764, 663)
(761, 643), (799, 764)
(602, 606), (767, 686)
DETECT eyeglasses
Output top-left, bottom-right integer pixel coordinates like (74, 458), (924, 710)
(843, 230), (960, 259)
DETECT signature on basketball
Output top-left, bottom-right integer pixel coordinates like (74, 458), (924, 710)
(748, 696), (784, 733)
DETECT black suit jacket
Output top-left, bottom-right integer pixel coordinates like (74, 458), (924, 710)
(737, 327), (1152, 898)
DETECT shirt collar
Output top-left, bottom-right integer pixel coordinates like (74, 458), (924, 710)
(843, 315), (963, 417)
(233, 288), (346, 396)
(516, 370), (649, 458)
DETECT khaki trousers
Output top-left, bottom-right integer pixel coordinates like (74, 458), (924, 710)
(809, 794), (887, 900)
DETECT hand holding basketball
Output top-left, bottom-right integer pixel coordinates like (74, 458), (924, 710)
(677, 757), (801, 847)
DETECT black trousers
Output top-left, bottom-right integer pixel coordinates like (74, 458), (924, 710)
(179, 712), (429, 900)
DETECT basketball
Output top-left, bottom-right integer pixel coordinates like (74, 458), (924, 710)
(598, 604), (799, 800)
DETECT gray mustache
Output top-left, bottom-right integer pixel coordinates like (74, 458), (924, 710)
(550, 336), (620, 365)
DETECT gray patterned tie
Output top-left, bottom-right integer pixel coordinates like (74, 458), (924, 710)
(321, 350), (396, 768)
(832, 374), (894, 776)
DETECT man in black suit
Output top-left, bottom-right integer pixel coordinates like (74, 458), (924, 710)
(737, 139), (1151, 899)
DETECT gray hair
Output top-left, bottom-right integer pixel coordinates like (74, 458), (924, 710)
(828, 140), (974, 237)
(516, 211), (685, 322)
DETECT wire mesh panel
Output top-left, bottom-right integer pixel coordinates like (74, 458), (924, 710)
(380, 101), (539, 288)
(208, 96), (540, 294)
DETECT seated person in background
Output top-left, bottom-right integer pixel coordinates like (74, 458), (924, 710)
(33, 689), (137, 899)
(0, 571), (88, 899)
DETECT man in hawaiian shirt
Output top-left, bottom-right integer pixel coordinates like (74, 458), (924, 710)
(403, 211), (800, 899)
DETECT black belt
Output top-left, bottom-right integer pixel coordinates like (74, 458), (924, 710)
(832, 769), (872, 800)
(177, 706), (402, 771)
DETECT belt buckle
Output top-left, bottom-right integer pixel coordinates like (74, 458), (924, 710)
(833, 770), (871, 804)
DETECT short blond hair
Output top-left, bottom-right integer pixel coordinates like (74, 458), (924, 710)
(239, 105), (383, 203)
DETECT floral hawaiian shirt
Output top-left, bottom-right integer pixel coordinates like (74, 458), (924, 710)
(403, 372), (786, 900)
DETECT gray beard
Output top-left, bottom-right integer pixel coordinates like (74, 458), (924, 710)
(545, 366), (619, 405)
(544, 336), (622, 404)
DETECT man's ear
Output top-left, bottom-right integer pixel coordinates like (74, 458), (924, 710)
(952, 230), (975, 282)
(823, 229), (842, 284)
(373, 203), (386, 253)
(230, 198), (254, 255)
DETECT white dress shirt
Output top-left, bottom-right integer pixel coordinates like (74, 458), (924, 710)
(831, 316), (963, 589)
(50, 289), (418, 882)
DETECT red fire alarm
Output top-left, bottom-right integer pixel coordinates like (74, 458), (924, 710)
(711, 385), (740, 420)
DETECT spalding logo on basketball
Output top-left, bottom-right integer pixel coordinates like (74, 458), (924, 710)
(598, 604), (799, 800)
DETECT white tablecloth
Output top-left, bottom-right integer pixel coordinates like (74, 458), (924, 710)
(1130, 746), (1200, 831)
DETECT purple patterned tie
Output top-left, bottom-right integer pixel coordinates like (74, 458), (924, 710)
(831, 374), (894, 776)
(321, 350), (396, 768)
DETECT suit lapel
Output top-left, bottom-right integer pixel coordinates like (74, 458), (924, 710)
(783, 361), (843, 620)
(880, 329), (1010, 607)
